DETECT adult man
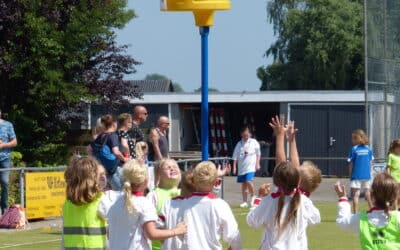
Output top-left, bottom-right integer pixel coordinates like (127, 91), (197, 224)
(0, 109), (17, 214)
(148, 116), (170, 161)
(129, 105), (148, 158)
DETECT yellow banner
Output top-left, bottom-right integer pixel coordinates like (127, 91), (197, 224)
(25, 172), (66, 219)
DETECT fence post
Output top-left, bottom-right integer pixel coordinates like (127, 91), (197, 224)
(19, 169), (25, 208)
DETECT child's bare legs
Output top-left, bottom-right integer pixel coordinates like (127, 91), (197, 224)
(247, 181), (255, 198)
(241, 183), (248, 203)
(352, 188), (360, 214)
(364, 188), (373, 209)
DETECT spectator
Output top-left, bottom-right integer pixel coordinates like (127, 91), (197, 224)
(232, 126), (261, 208)
(148, 116), (170, 162)
(0, 108), (17, 215)
(117, 113), (135, 159)
(130, 105), (148, 146)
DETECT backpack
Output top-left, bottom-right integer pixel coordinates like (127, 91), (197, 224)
(92, 133), (119, 175)
(0, 204), (26, 229)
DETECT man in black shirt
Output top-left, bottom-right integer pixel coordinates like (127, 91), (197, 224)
(129, 105), (148, 157)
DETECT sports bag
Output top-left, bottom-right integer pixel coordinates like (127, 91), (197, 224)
(92, 133), (119, 174)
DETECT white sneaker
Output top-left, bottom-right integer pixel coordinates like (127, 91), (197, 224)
(239, 202), (249, 208)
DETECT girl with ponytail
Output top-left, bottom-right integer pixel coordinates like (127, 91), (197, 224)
(247, 161), (321, 249)
(336, 173), (400, 250)
(99, 160), (187, 250)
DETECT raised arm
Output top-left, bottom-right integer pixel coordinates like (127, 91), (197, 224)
(269, 115), (287, 165)
(287, 121), (300, 167)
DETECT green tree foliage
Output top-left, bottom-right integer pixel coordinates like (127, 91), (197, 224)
(259, 0), (364, 90)
(0, 0), (140, 164)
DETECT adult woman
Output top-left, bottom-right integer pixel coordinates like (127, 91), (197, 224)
(117, 113), (135, 159)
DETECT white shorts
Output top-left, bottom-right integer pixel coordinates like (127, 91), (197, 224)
(350, 180), (371, 190)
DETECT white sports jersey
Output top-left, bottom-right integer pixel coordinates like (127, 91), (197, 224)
(247, 193), (320, 250)
(98, 191), (158, 250)
(232, 138), (261, 175)
(160, 192), (242, 250)
(336, 197), (400, 233)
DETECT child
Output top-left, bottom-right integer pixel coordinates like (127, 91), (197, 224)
(62, 156), (107, 250)
(269, 116), (322, 196)
(98, 160), (186, 250)
(147, 159), (181, 249)
(232, 126), (261, 208)
(160, 161), (242, 250)
(335, 173), (400, 249)
(387, 139), (400, 183)
(247, 162), (321, 250)
(348, 129), (374, 213)
(136, 141), (155, 191)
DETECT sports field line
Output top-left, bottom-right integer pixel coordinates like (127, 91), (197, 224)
(0, 239), (61, 249)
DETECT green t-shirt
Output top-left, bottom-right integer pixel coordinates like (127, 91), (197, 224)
(360, 211), (400, 250)
(387, 153), (400, 182)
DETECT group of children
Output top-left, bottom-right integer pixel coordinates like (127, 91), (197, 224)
(62, 114), (400, 250)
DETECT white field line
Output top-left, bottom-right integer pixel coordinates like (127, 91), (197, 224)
(0, 239), (60, 249)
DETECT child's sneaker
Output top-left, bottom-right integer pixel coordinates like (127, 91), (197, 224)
(239, 202), (248, 208)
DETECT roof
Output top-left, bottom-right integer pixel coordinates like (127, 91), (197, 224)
(127, 90), (368, 104)
(129, 80), (174, 93)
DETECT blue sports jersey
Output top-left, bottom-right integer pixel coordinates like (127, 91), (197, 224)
(347, 144), (374, 180)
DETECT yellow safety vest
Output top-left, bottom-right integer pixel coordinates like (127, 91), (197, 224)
(63, 194), (106, 250)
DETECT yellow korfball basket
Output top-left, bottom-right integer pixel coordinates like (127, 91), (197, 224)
(160, 0), (231, 26)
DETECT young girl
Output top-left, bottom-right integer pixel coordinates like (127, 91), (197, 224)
(62, 156), (107, 250)
(348, 129), (374, 213)
(147, 159), (181, 249)
(387, 139), (400, 183)
(247, 162), (321, 250)
(98, 160), (186, 250)
(136, 141), (155, 190)
(335, 173), (400, 249)
(232, 126), (261, 208)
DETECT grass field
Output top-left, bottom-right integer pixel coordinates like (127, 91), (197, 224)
(0, 202), (364, 250)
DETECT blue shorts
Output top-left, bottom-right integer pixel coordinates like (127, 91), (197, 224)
(237, 172), (255, 183)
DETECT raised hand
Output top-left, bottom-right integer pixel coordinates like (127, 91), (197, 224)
(334, 181), (347, 198)
(286, 120), (299, 142)
(258, 183), (272, 197)
(269, 115), (287, 136)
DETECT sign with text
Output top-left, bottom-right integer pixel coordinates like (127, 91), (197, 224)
(25, 172), (66, 219)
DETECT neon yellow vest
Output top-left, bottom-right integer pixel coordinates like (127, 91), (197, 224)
(360, 211), (400, 250)
(152, 187), (180, 250)
(63, 194), (106, 250)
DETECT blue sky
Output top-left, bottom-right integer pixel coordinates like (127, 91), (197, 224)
(115, 1), (275, 92)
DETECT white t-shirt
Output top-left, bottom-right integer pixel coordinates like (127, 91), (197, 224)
(160, 193), (242, 250)
(336, 198), (400, 234)
(98, 191), (158, 250)
(232, 138), (261, 175)
(247, 193), (320, 250)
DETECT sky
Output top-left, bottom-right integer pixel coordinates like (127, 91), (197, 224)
(115, 1), (275, 92)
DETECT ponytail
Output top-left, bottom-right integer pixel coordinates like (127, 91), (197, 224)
(275, 189), (301, 236)
(123, 181), (135, 214)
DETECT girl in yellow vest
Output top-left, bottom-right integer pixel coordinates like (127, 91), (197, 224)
(99, 159), (187, 250)
(62, 156), (107, 250)
(147, 159), (181, 250)
(386, 139), (400, 183)
(335, 173), (400, 250)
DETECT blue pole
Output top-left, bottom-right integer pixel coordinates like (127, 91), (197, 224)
(200, 26), (210, 161)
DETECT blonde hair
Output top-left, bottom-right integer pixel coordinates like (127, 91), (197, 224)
(65, 156), (102, 205)
(193, 161), (218, 189)
(180, 169), (195, 197)
(299, 161), (322, 193)
(352, 129), (369, 145)
(135, 141), (148, 160)
(118, 113), (132, 127)
(121, 160), (148, 214)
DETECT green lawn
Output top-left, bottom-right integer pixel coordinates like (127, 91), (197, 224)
(0, 202), (364, 250)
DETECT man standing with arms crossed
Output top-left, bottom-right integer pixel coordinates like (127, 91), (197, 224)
(0, 108), (17, 215)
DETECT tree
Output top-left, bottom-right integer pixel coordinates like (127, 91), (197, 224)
(0, 0), (140, 164)
(259, 0), (364, 90)
(194, 87), (219, 93)
(144, 73), (184, 92)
